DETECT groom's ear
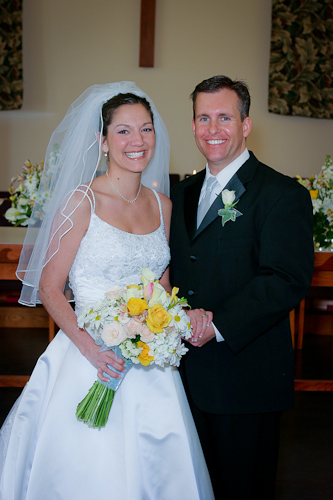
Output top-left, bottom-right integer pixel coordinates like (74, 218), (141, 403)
(242, 117), (252, 138)
(191, 119), (196, 136)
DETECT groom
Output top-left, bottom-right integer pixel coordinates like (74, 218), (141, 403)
(169, 75), (314, 499)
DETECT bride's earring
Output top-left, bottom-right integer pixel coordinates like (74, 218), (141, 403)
(104, 152), (108, 158)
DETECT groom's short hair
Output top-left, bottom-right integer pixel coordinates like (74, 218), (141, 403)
(190, 75), (251, 122)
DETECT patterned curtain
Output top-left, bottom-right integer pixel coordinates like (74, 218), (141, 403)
(0, 0), (23, 110)
(268, 0), (333, 119)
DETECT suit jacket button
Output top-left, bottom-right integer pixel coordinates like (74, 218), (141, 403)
(188, 290), (195, 296)
(190, 255), (197, 261)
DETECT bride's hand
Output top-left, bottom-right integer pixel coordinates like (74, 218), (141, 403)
(85, 342), (126, 382)
(186, 308), (213, 344)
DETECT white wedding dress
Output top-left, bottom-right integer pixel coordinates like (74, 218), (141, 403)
(0, 190), (214, 500)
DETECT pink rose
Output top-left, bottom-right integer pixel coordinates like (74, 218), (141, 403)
(138, 323), (155, 343)
(124, 318), (141, 338)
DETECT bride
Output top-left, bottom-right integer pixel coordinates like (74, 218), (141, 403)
(0, 82), (214, 500)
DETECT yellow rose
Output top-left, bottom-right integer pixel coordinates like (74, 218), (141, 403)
(137, 341), (154, 366)
(146, 304), (172, 333)
(127, 297), (148, 316)
(310, 189), (318, 199)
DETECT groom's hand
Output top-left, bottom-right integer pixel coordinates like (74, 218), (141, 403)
(186, 309), (214, 347)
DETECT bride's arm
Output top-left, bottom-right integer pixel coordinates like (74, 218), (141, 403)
(158, 193), (172, 294)
(39, 198), (125, 381)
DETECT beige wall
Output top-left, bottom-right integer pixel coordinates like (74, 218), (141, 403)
(0, 0), (332, 190)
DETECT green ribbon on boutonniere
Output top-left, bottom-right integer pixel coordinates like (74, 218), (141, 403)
(217, 189), (243, 227)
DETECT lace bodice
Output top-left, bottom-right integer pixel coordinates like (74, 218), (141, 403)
(69, 190), (170, 311)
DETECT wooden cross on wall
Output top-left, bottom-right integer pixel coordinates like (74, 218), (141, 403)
(139, 0), (156, 67)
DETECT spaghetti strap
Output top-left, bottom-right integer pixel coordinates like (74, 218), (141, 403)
(75, 185), (96, 213)
(152, 190), (165, 229)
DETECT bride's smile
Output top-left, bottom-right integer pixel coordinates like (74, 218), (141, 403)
(102, 103), (156, 175)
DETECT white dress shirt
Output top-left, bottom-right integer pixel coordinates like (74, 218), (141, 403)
(197, 148), (250, 342)
(198, 148), (250, 211)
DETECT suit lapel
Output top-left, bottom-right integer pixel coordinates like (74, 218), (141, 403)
(184, 152), (259, 242)
(194, 173), (246, 239)
(184, 169), (205, 241)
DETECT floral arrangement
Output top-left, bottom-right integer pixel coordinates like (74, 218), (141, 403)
(217, 189), (242, 226)
(76, 267), (192, 429)
(2, 145), (60, 226)
(2, 160), (44, 226)
(297, 155), (333, 249)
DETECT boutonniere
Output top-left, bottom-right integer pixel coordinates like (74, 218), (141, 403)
(217, 189), (243, 226)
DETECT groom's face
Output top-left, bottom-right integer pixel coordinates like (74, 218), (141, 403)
(191, 88), (252, 175)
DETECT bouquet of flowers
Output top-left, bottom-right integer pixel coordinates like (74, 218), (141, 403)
(3, 160), (44, 226)
(76, 267), (192, 429)
(297, 155), (333, 249)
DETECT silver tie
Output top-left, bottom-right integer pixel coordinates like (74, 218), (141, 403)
(197, 176), (218, 227)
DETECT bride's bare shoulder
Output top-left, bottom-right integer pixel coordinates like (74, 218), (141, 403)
(156, 191), (172, 213)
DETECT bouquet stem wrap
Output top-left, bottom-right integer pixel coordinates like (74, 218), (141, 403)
(76, 345), (132, 429)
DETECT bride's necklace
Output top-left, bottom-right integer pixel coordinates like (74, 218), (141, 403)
(106, 171), (141, 204)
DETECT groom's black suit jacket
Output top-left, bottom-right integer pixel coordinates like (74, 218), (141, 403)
(170, 152), (314, 415)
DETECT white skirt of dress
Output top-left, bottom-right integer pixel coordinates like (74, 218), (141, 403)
(0, 331), (214, 500)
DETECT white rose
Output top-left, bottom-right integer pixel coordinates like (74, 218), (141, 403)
(221, 189), (236, 206)
(123, 286), (142, 301)
(101, 322), (127, 347)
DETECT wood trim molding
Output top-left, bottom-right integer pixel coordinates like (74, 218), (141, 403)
(139, 0), (156, 67)
(294, 379), (333, 391)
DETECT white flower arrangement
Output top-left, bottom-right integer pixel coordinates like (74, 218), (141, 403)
(297, 155), (333, 249)
(2, 145), (60, 226)
(2, 160), (44, 226)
